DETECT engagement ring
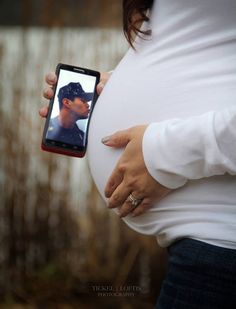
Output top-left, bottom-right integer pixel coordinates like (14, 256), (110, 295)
(127, 193), (143, 208)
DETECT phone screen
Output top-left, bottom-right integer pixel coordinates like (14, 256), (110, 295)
(45, 67), (98, 152)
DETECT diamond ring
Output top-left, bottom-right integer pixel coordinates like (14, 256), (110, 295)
(127, 193), (143, 208)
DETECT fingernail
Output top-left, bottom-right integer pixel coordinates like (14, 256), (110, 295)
(101, 136), (111, 144)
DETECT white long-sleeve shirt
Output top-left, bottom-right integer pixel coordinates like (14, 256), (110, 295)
(143, 109), (236, 189)
(88, 0), (236, 249)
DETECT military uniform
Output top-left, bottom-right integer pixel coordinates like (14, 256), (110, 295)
(47, 116), (84, 147)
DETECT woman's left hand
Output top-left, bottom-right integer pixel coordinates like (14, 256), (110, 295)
(102, 125), (172, 218)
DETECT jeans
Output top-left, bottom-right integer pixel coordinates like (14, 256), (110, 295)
(155, 238), (236, 309)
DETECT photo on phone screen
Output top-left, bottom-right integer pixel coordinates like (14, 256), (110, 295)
(42, 64), (100, 157)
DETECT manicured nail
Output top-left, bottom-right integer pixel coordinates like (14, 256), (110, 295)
(101, 136), (111, 144)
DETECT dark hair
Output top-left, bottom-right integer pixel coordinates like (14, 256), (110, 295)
(57, 82), (93, 110)
(123, 0), (154, 48)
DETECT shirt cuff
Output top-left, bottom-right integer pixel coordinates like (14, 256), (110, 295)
(142, 122), (188, 189)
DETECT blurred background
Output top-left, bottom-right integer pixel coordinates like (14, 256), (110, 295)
(0, 1), (167, 308)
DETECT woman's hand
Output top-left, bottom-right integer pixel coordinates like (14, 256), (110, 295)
(102, 126), (172, 218)
(39, 71), (111, 118)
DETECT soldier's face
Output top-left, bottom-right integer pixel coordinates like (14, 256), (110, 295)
(69, 97), (90, 118)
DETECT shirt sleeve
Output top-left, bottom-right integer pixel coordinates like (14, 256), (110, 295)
(142, 108), (236, 189)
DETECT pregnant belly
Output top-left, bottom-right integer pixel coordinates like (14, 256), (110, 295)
(87, 63), (235, 199)
(87, 58), (236, 241)
(87, 66), (165, 205)
(87, 64), (187, 200)
(87, 78), (166, 224)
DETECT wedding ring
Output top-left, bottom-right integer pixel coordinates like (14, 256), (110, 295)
(127, 193), (143, 208)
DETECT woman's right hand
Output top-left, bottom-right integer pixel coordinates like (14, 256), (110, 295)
(39, 71), (112, 118)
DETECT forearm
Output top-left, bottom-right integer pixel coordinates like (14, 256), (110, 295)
(142, 108), (236, 189)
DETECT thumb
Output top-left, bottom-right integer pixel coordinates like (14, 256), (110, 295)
(96, 82), (105, 95)
(101, 129), (131, 148)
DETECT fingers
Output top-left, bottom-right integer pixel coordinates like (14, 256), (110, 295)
(97, 82), (105, 95)
(45, 72), (57, 85)
(41, 87), (53, 118)
(118, 192), (146, 218)
(39, 106), (49, 118)
(44, 72), (56, 98)
(107, 182), (131, 209)
(96, 71), (112, 95)
(43, 87), (54, 100)
(104, 164), (124, 198)
(40, 72), (56, 118)
(108, 189), (153, 218)
(130, 198), (153, 217)
(102, 129), (131, 148)
(100, 71), (111, 81)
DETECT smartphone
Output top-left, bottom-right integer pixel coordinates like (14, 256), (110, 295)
(41, 63), (100, 157)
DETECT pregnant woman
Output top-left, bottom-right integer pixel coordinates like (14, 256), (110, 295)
(41, 0), (236, 307)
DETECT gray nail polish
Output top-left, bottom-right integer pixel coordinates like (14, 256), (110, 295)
(101, 136), (110, 144)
